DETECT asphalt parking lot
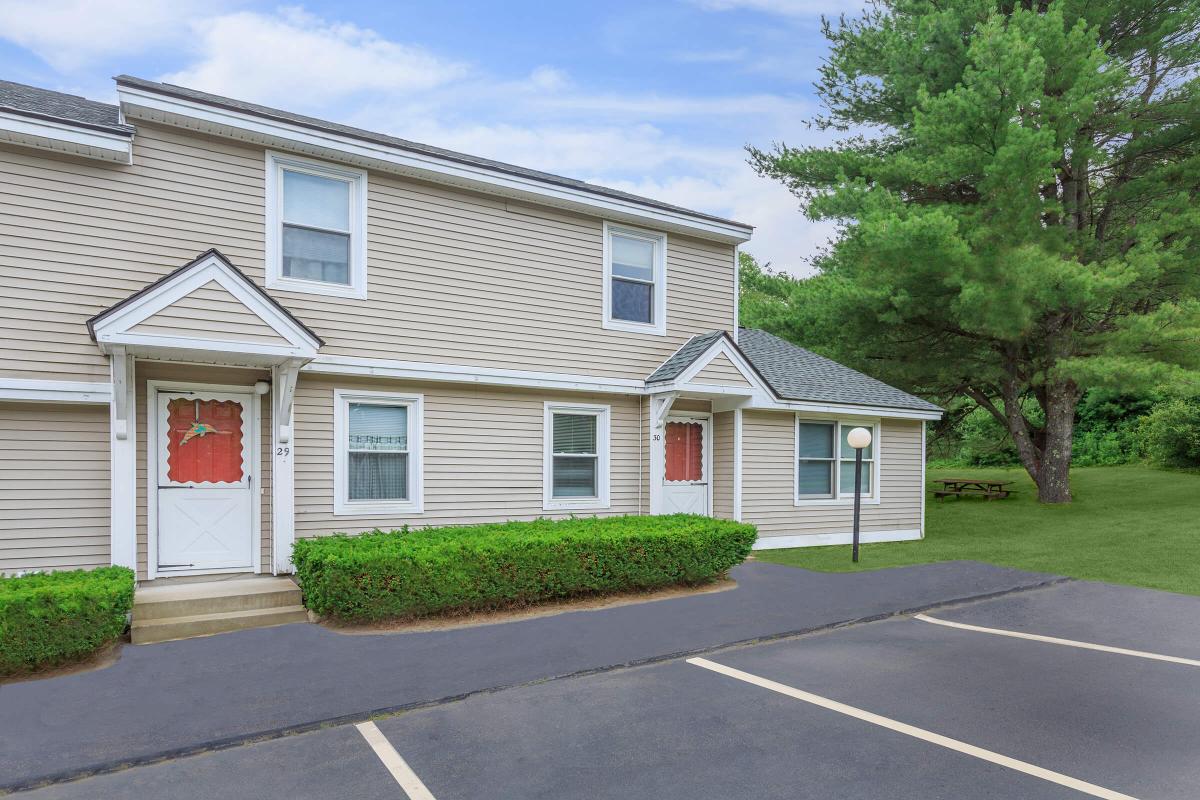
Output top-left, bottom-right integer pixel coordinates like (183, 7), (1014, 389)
(12, 579), (1200, 800)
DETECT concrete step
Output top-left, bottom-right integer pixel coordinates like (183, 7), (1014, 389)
(134, 577), (302, 621)
(131, 605), (310, 645)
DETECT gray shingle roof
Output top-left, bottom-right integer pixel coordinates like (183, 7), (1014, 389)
(115, 76), (752, 232)
(0, 79), (133, 135)
(645, 328), (940, 413)
(646, 331), (727, 383)
(736, 328), (941, 412)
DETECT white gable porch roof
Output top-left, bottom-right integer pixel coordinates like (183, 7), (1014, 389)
(87, 249), (322, 366)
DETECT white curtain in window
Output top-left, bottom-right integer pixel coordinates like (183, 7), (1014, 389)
(348, 403), (408, 501)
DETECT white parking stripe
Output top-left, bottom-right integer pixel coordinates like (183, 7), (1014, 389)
(687, 657), (1139, 800)
(355, 721), (438, 800)
(914, 614), (1200, 667)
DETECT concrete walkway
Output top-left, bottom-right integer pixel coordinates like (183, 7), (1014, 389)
(0, 560), (1058, 791)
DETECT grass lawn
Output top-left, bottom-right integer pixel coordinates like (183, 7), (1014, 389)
(754, 465), (1200, 596)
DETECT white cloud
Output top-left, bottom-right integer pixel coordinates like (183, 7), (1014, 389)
(603, 165), (829, 278)
(526, 66), (570, 91)
(388, 118), (723, 177)
(162, 7), (468, 106)
(0, 2), (831, 270)
(690, 0), (866, 16)
(668, 48), (749, 64)
(530, 91), (810, 121)
(0, 0), (214, 71)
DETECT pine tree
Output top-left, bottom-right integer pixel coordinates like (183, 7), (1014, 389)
(750, 0), (1200, 502)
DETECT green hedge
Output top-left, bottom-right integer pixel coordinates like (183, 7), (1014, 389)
(0, 566), (135, 677)
(293, 515), (756, 623)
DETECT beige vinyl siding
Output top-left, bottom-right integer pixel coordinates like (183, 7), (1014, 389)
(692, 354), (751, 388)
(0, 402), (111, 573)
(0, 123), (735, 383)
(134, 361), (272, 579)
(742, 411), (923, 541)
(130, 281), (289, 345)
(671, 398), (712, 414)
(711, 410), (735, 519)
(294, 376), (645, 536)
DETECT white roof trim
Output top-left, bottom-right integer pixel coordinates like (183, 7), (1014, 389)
(650, 336), (774, 398)
(90, 251), (320, 361)
(0, 378), (112, 404)
(117, 85), (753, 244)
(304, 355), (645, 395)
(0, 109), (133, 164)
(306, 352), (941, 418)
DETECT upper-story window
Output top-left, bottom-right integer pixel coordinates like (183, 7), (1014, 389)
(266, 152), (368, 299)
(603, 222), (667, 335)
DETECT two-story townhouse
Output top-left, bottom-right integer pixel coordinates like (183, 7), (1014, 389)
(0, 77), (942, 583)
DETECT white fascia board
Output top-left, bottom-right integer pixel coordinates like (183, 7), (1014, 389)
(0, 378), (113, 404)
(96, 333), (315, 360)
(304, 355), (646, 395)
(0, 110), (133, 164)
(118, 87), (753, 244)
(757, 398), (942, 421)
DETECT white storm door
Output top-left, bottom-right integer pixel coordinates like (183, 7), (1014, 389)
(156, 391), (255, 572)
(661, 417), (710, 515)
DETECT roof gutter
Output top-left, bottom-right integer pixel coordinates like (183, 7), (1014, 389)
(0, 108), (133, 164)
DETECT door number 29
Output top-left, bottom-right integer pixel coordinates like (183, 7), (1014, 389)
(276, 446), (291, 457)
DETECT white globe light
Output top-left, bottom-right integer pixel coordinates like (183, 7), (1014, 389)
(847, 426), (873, 450)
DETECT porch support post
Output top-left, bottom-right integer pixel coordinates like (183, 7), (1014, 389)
(648, 392), (677, 515)
(271, 359), (303, 574)
(108, 347), (137, 571)
(733, 407), (743, 522)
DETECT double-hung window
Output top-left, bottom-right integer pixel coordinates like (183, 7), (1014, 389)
(603, 223), (666, 335)
(838, 424), (875, 496)
(334, 390), (422, 515)
(795, 419), (878, 502)
(266, 152), (367, 299)
(544, 403), (610, 510)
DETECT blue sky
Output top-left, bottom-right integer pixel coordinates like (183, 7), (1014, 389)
(0, 1), (866, 274)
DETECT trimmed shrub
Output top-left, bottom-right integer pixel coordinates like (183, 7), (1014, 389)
(293, 515), (757, 623)
(0, 566), (135, 677)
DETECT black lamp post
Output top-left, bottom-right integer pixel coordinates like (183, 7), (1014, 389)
(846, 427), (873, 563)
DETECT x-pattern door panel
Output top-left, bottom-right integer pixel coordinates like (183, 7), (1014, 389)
(157, 390), (255, 572)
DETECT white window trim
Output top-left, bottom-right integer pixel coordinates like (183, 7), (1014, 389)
(794, 417), (882, 507)
(543, 401), (611, 511)
(334, 388), (423, 516)
(265, 151), (368, 300)
(602, 221), (667, 336)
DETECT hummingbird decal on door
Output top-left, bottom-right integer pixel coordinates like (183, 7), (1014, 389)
(180, 421), (219, 445)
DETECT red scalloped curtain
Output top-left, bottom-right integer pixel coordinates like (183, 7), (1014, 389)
(165, 398), (244, 484)
(664, 421), (704, 482)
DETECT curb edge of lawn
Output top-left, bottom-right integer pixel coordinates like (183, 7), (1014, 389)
(1, 573), (1072, 795)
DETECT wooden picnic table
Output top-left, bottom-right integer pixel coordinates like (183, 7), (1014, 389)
(933, 477), (1014, 500)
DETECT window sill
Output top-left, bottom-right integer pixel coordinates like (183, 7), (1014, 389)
(268, 274), (366, 300)
(543, 499), (610, 512)
(333, 500), (422, 516)
(793, 497), (881, 508)
(602, 317), (666, 336)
